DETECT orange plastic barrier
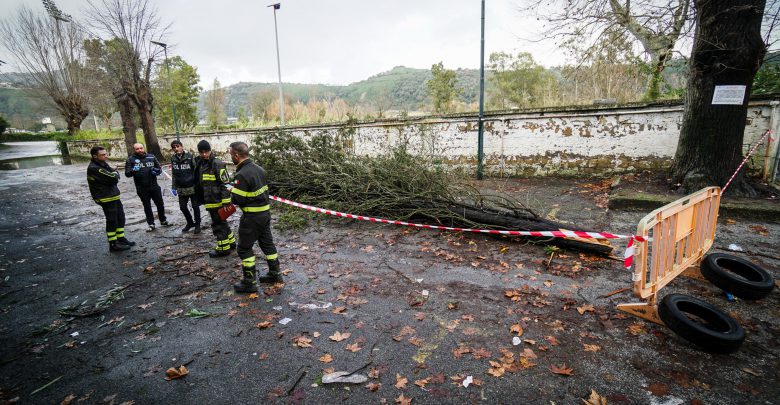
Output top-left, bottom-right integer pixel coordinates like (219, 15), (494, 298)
(617, 187), (722, 324)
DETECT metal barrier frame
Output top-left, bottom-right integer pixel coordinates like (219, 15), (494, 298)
(617, 187), (722, 324)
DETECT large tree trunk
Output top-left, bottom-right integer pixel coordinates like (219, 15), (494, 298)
(135, 81), (162, 158)
(670, 0), (766, 195)
(115, 89), (137, 156)
(55, 94), (90, 136)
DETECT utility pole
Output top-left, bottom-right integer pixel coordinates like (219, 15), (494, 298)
(476, 0), (486, 180)
(151, 41), (180, 141)
(269, 3), (285, 126)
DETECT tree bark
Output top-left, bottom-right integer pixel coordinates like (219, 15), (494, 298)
(134, 79), (162, 158)
(670, 0), (766, 195)
(115, 89), (137, 156)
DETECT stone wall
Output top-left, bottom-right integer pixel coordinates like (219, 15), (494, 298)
(65, 99), (780, 176)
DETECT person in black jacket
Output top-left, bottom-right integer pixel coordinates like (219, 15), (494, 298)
(228, 141), (280, 293)
(196, 140), (235, 257)
(170, 140), (201, 234)
(125, 143), (171, 232)
(87, 146), (135, 252)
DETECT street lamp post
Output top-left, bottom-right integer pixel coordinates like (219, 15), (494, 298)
(476, 0), (486, 180)
(151, 41), (180, 141)
(268, 3), (284, 127)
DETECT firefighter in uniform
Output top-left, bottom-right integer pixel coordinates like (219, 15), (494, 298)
(196, 140), (235, 257)
(87, 146), (135, 252)
(228, 141), (281, 293)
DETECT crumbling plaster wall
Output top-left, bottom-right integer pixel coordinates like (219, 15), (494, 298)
(66, 100), (778, 176)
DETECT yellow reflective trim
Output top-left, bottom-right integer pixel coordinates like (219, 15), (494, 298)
(204, 202), (222, 209)
(266, 253), (278, 261)
(221, 198), (232, 204)
(242, 257), (256, 265)
(231, 185), (268, 198)
(106, 232), (116, 236)
(240, 205), (270, 213)
(202, 174), (216, 181)
(97, 195), (120, 203)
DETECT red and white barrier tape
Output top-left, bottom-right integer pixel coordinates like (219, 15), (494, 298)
(268, 195), (647, 268)
(722, 129), (773, 193)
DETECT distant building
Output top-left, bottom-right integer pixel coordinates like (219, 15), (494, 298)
(41, 117), (56, 132)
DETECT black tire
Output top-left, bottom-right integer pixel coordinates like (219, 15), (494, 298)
(658, 293), (745, 354)
(701, 253), (775, 300)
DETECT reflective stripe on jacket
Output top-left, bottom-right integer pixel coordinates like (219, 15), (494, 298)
(196, 155), (231, 209)
(231, 159), (271, 213)
(87, 159), (120, 204)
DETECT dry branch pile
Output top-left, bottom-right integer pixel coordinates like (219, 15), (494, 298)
(251, 132), (613, 255)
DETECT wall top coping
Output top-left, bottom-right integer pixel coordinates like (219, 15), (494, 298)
(65, 96), (780, 145)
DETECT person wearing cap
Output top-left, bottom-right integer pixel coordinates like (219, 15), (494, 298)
(195, 140), (235, 257)
(87, 145), (135, 252)
(227, 141), (281, 293)
(170, 140), (201, 234)
(125, 143), (170, 232)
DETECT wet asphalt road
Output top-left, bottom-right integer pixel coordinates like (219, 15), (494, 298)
(0, 163), (779, 404)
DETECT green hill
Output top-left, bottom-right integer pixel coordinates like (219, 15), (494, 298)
(198, 66), (484, 118)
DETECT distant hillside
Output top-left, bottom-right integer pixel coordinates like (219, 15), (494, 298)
(198, 66), (484, 118)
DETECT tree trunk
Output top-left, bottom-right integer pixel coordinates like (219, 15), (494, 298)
(135, 81), (162, 158)
(115, 89), (137, 156)
(56, 95), (90, 136)
(670, 0), (766, 195)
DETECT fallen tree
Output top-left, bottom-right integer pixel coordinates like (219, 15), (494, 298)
(251, 132), (614, 256)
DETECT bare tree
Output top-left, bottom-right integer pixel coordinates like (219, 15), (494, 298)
(86, 0), (168, 157)
(205, 78), (226, 129)
(0, 4), (90, 135)
(527, 0), (692, 101)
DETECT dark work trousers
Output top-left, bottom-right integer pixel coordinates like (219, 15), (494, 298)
(237, 212), (278, 269)
(208, 209), (234, 251)
(137, 185), (166, 225)
(100, 199), (126, 242)
(178, 194), (201, 226)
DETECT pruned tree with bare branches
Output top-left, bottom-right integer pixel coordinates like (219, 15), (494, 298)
(526, 0), (692, 101)
(86, 0), (169, 157)
(0, 3), (90, 135)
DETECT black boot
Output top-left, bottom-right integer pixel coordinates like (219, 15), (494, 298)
(209, 249), (231, 258)
(182, 223), (195, 233)
(233, 266), (258, 293)
(109, 241), (130, 252)
(117, 237), (136, 246)
(258, 259), (283, 284)
(193, 224), (202, 234)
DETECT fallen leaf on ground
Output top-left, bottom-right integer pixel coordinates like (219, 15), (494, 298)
(408, 337), (423, 346)
(582, 389), (607, 405)
(258, 353), (269, 360)
(368, 368), (380, 379)
(319, 354), (333, 363)
(545, 335), (560, 346)
(415, 312), (426, 321)
(520, 348), (537, 358)
(346, 343), (361, 352)
(293, 335), (313, 348)
(395, 374), (408, 389)
(329, 331), (351, 342)
(583, 344), (601, 352)
(576, 304), (595, 314)
(138, 302), (155, 310)
(742, 368), (761, 376)
(472, 348), (491, 359)
(247, 293), (259, 299)
(366, 382), (381, 392)
(414, 378), (430, 388)
(627, 322), (646, 335)
(396, 393), (412, 405)
(61, 394), (76, 405)
(256, 321), (272, 329)
(510, 324), (524, 336)
(453, 346), (471, 359)
(749, 225), (769, 236)
(550, 364), (573, 376)
(164, 365), (189, 380)
(332, 306), (347, 314)
(487, 361), (505, 377)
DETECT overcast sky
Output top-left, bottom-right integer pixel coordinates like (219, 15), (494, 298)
(2, 0), (565, 88)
